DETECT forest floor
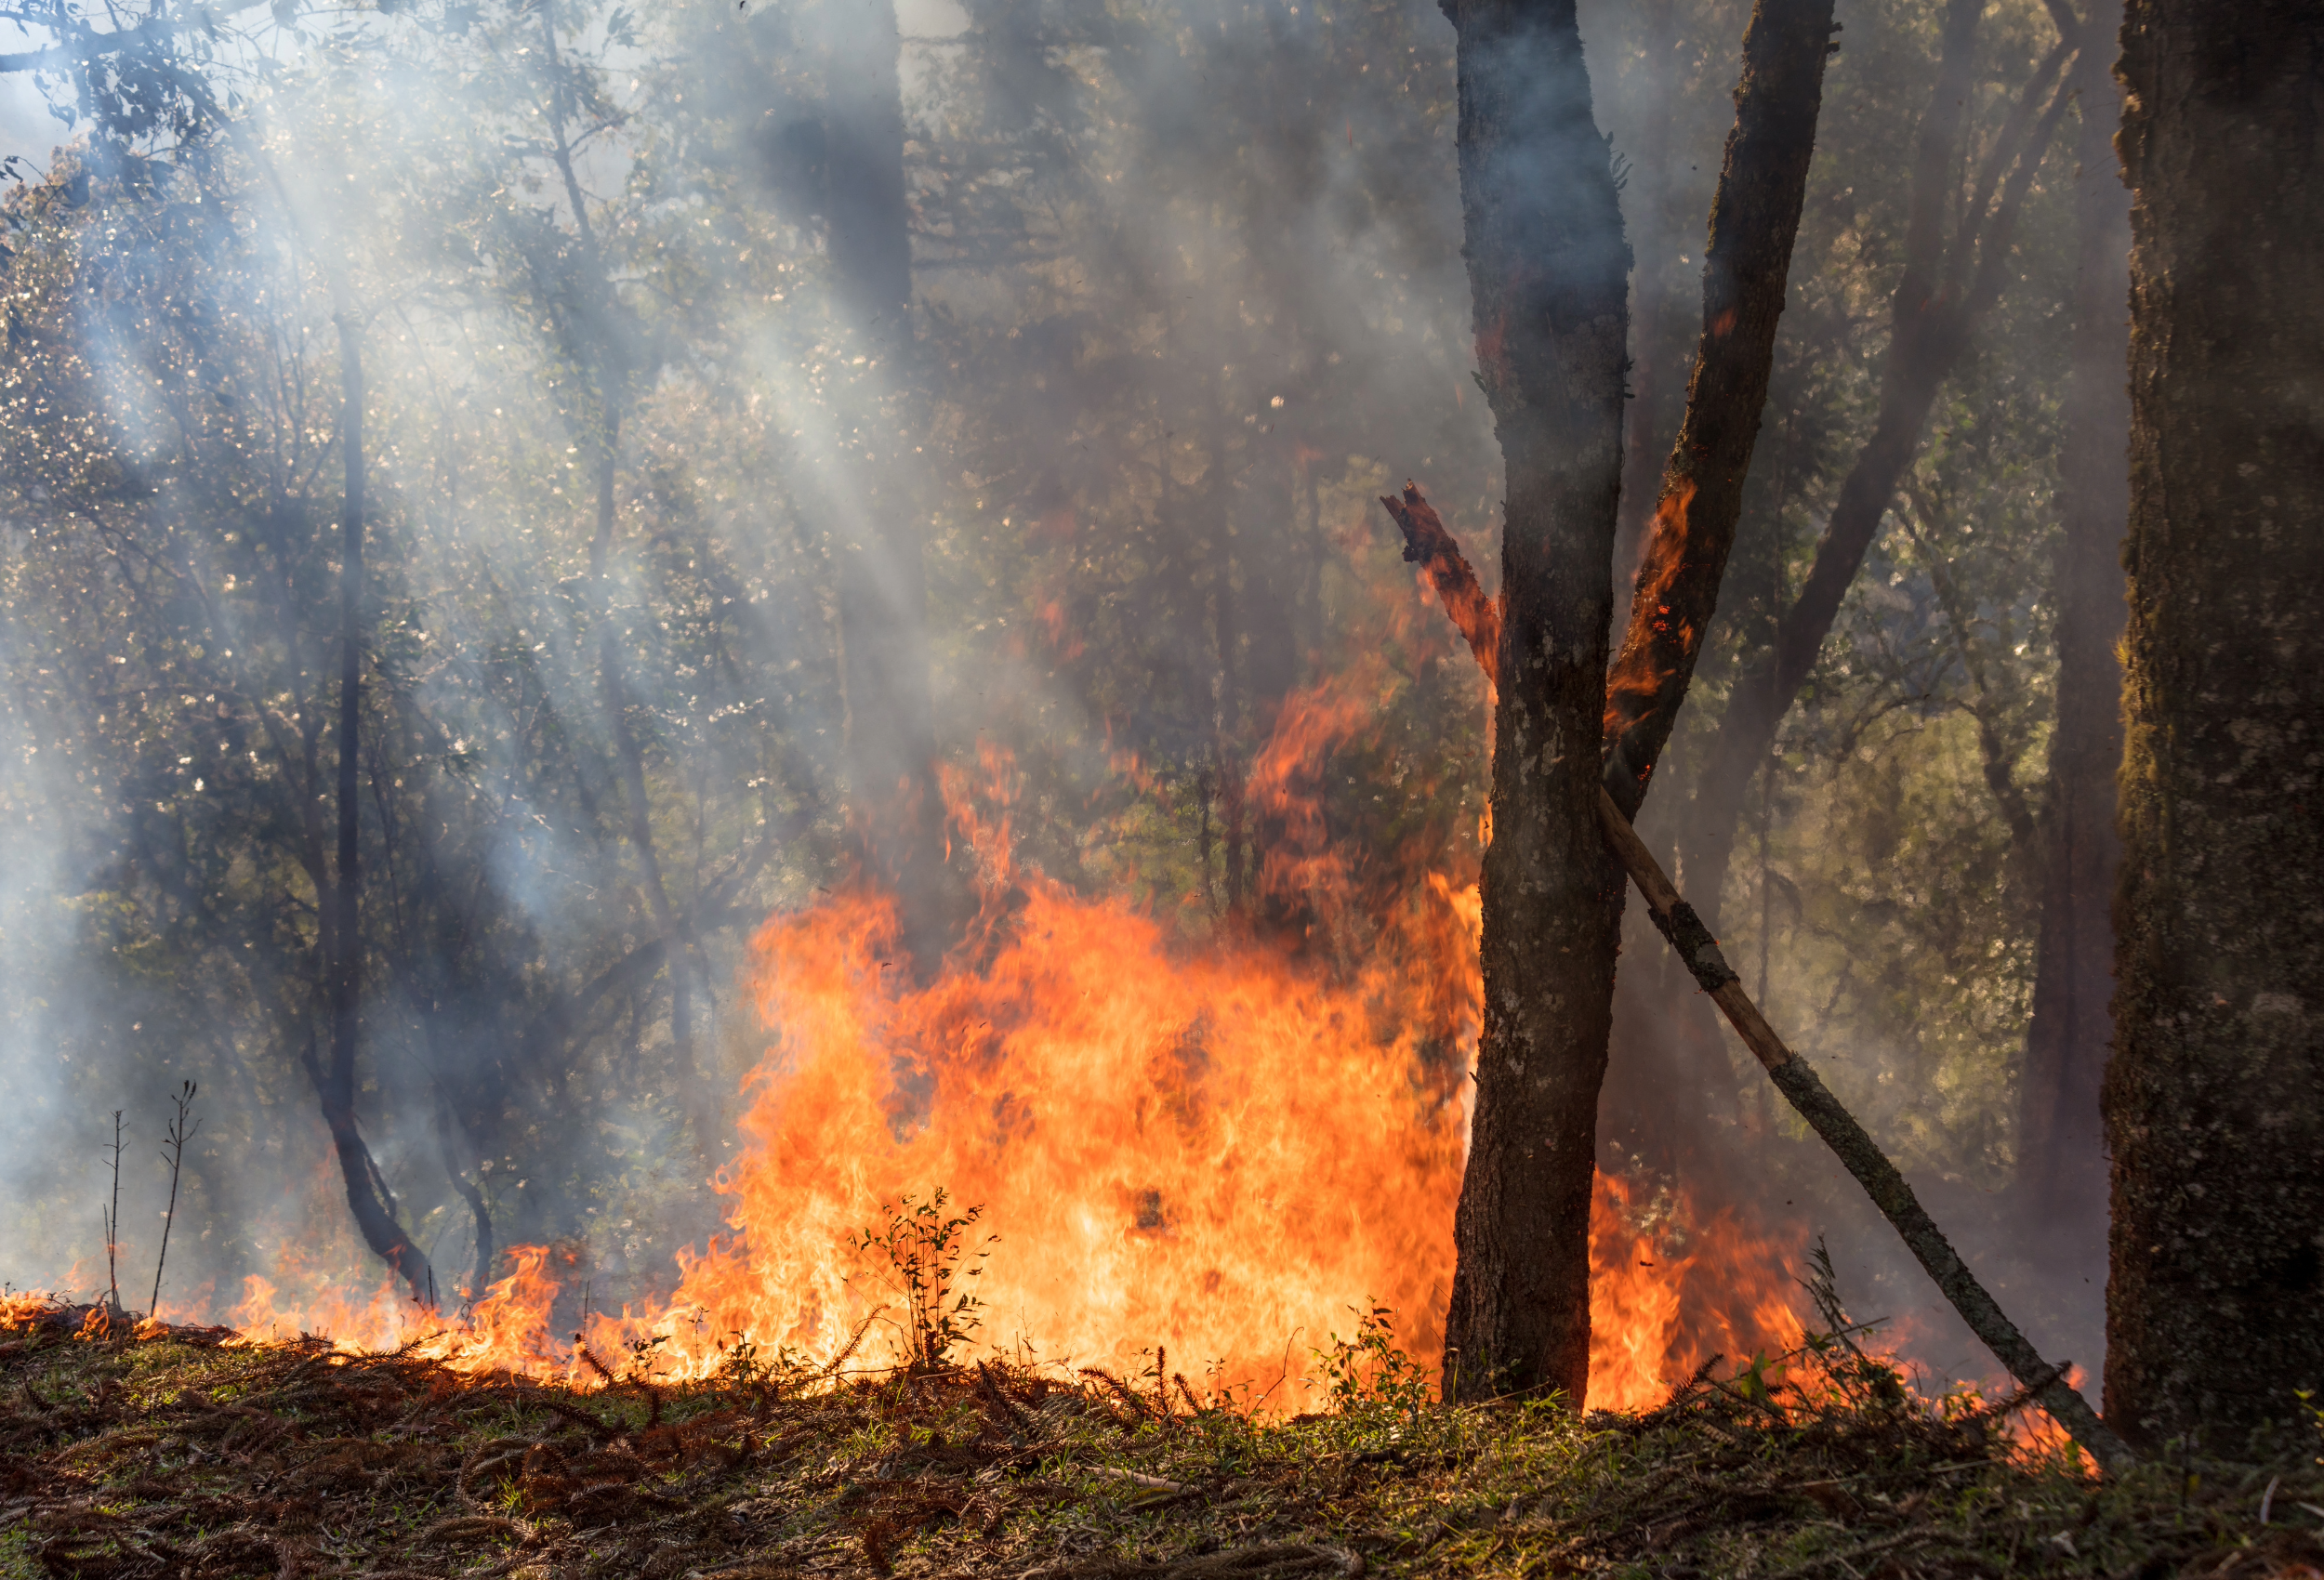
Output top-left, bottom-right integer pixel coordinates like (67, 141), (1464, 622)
(2, 1299), (2320, 1580)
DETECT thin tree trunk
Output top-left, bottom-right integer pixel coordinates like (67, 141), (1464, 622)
(534, 10), (715, 1150)
(1437, 0), (1631, 1407)
(1679, 0), (2077, 932)
(1595, 0), (1839, 1177)
(313, 315), (432, 1307)
(1601, 0), (1838, 816)
(1611, 0), (1682, 591)
(2017, 0), (2126, 1229)
(2105, 0), (2324, 1453)
(584, 415), (718, 1152)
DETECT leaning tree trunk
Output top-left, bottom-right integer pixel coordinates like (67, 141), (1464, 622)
(1675, 0), (2081, 934)
(1438, 0), (1631, 1407)
(821, 0), (951, 975)
(1595, 0), (1837, 1178)
(2105, 0), (2324, 1453)
(2016, 0), (2127, 1231)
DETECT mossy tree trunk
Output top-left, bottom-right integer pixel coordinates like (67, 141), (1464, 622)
(2106, 0), (2324, 1452)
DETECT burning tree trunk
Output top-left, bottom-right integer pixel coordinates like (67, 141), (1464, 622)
(1675, 0), (2080, 936)
(820, 0), (952, 976)
(1388, 484), (2134, 1469)
(1599, 0), (1838, 816)
(1435, 0), (1631, 1406)
(1426, 0), (1839, 1408)
(311, 315), (433, 1308)
(2105, 0), (2324, 1452)
(2018, 0), (2127, 1231)
(1594, 0), (1839, 1179)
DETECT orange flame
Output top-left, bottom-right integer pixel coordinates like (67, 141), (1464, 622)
(1604, 479), (1701, 744)
(161, 581), (1808, 1413)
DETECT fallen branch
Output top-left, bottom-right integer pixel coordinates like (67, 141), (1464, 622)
(1592, 793), (2133, 1471)
(1376, 492), (2137, 1474)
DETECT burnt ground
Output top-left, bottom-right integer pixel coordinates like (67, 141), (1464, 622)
(2, 1298), (2319, 1580)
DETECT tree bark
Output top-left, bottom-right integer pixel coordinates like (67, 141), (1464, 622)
(1437, 0), (1631, 1407)
(314, 316), (432, 1307)
(2017, 0), (2127, 1229)
(2105, 0), (2324, 1453)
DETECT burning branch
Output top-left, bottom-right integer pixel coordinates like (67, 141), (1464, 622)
(1380, 481), (1500, 687)
(1375, 491), (2139, 1472)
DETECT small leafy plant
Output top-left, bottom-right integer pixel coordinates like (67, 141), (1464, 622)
(852, 1189), (996, 1372)
(1314, 1303), (1433, 1421)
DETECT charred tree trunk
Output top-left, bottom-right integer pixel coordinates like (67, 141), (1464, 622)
(1595, 0), (1838, 1176)
(1437, 0), (1631, 1407)
(821, 0), (950, 975)
(312, 317), (432, 1307)
(2018, 0), (2127, 1230)
(2105, 0), (2324, 1453)
(1600, 0), (1838, 814)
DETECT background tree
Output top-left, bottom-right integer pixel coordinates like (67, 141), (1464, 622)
(2015, 0), (2125, 1231)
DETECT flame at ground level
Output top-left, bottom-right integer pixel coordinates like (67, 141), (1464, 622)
(224, 868), (1803, 1414)
(215, 664), (1806, 1408)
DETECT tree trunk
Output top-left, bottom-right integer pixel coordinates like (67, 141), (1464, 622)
(1610, 0), (1682, 593)
(1595, 0), (1839, 1178)
(532, 9), (717, 1155)
(2017, 0), (2127, 1230)
(2105, 0), (2324, 1454)
(1678, 0), (2071, 934)
(821, 0), (951, 974)
(315, 316), (433, 1307)
(1438, 0), (1631, 1407)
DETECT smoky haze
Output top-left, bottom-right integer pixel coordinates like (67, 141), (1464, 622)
(0, 0), (2107, 1408)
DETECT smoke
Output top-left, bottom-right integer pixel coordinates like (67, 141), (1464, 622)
(0, 0), (2106, 1411)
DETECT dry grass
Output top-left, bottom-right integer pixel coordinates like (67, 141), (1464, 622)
(2, 1297), (2320, 1579)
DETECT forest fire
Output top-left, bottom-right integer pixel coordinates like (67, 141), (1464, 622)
(218, 658), (1805, 1415)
